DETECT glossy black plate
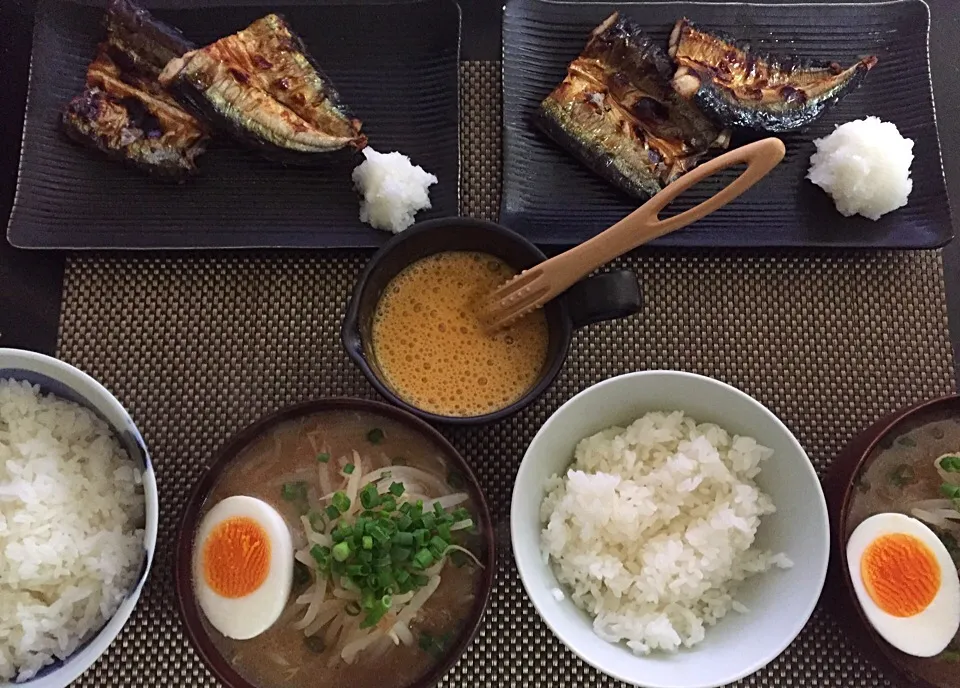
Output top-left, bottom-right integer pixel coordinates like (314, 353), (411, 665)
(501, 0), (952, 248)
(7, 0), (460, 249)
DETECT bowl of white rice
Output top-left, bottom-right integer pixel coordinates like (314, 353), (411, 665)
(0, 349), (157, 687)
(511, 370), (829, 688)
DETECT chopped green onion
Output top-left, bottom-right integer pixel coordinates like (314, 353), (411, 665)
(942, 483), (960, 499)
(316, 452), (330, 463)
(362, 535), (374, 550)
(347, 564), (366, 578)
(360, 484), (381, 509)
(420, 513), (436, 530)
(395, 568), (410, 584)
(413, 529), (429, 547)
(367, 428), (385, 444)
(345, 601), (361, 616)
(358, 549), (373, 564)
(434, 501), (445, 516)
(377, 569), (394, 588)
(360, 595), (391, 628)
(389, 482), (405, 497)
(393, 531), (415, 546)
(343, 463), (355, 475)
(888, 464), (915, 487)
(332, 491), (351, 513)
(362, 589), (376, 610)
(281, 481), (308, 502)
(391, 546), (412, 562)
(412, 548), (434, 569)
(332, 541), (352, 562)
(452, 508), (471, 522)
(437, 523), (451, 540)
(396, 514), (413, 531)
(940, 455), (960, 473)
(325, 505), (341, 520)
(310, 544), (331, 569)
(380, 496), (397, 512)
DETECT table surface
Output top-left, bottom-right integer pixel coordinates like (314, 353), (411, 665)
(1, 0), (958, 379)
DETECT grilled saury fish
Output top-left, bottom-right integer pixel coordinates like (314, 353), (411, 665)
(668, 18), (878, 133)
(160, 14), (367, 163)
(536, 12), (730, 200)
(61, 0), (209, 179)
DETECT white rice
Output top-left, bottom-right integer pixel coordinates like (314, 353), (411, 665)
(807, 116), (914, 221)
(352, 148), (438, 233)
(541, 411), (791, 655)
(0, 379), (146, 682)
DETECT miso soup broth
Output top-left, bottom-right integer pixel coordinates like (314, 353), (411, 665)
(846, 408), (960, 686)
(198, 409), (486, 688)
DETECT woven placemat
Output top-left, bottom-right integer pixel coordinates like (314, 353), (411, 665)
(56, 62), (956, 688)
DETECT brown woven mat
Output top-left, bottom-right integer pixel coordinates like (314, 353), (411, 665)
(56, 62), (956, 688)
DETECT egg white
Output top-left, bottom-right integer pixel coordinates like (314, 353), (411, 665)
(847, 512), (960, 657)
(193, 495), (294, 640)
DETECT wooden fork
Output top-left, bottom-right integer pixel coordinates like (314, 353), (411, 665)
(478, 137), (786, 332)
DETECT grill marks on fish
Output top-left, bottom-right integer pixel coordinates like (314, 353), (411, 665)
(668, 18), (878, 132)
(160, 14), (366, 162)
(61, 0), (209, 179)
(536, 12), (729, 200)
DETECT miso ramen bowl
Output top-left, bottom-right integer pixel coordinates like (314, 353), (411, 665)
(825, 394), (960, 688)
(175, 398), (495, 688)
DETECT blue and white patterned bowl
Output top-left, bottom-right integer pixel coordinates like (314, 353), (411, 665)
(0, 348), (157, 688)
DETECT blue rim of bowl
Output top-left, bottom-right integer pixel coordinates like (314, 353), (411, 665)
(510, 370), (829, 688)
(0, 348), (157, 686)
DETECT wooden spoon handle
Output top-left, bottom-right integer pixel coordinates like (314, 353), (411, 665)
(545, 137), (786, 292)
(630, 137), (786, 236)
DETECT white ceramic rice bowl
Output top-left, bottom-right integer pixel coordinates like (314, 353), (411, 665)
(511, 370), (829, 688)
(0, 349), (157, 688)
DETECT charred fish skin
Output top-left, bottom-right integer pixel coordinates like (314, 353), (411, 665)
(103, 0), (194, 77)
(668, 18), (878, 133)
(62, 80), (207, 180)
(61, 0), (209, 180)
(160, 14), (367, 165)
(535, 12), (729, 201)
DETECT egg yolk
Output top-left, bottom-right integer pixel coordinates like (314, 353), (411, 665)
(861, 533), (940, 617)
(203, 517), (271, 598)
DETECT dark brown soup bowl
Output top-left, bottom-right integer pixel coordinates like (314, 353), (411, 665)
(341, 217), (642, 425)
(824, 394), (960, 688)
(175, 397), (496, 688)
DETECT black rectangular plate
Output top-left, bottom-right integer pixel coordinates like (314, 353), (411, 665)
(501, 0), (953, 248)
(8, 0), (460, 249)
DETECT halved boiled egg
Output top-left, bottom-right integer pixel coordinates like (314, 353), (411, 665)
(847, 512), (960, 657)
(193, 495), (294, 640)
